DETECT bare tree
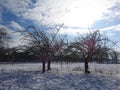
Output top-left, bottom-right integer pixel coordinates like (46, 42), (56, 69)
(20, 24), (64, 73)
(109, 50), (120, 63)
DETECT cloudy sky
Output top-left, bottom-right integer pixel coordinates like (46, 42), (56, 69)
(0, 0), (120, 48)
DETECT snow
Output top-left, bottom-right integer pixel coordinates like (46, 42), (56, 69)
(0, 63), (120, 90)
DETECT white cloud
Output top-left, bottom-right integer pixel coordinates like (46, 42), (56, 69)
(9, 32), (24, 48)
(0, 6), (3, 22)
(23, 0), (73, 24)
(23, 0), (119, 28)
(0, 25), (7, 30)
(1, 0), (120, 49)
(0, 0), (33, 17)
(60, 27), (92, 36)
(1, 0), (119, 28)
(101, 24), (120, 32)
(99, 24), (120, 38)
(59, 23), (120, 38)
(101, 1), (120, 20)
(106, 32), (116, 37)
(0, 25), (24, 48)
(0, 13), (2, 22)
(0, 15), (2, 22)
(10, 21), (24, 30)
(1, 0), (120, 36)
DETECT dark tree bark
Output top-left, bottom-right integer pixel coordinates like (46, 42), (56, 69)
(42, 61), (46, 73)
(47, 61), (51, 71)
(84, 58), (90, 73)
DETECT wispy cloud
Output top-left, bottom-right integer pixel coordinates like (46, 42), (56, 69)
(60, 27), (91, 36)
(101, 1), (120, 21)
(98, 24), (120, 39)
(0, 25), (24, 48)
(23, 0), (73, 25)
(1, 0), (118, 28)
(0, 0), (120, 47)
(60, 23), (120, 38)
(10, 21), (24, 30)
(23, 0), (118, 27)
(0, 6), (3, 22)
(101, 24), (120, 32)
(0, 0), (33, 17)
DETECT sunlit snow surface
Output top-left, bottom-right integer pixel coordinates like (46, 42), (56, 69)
(0, 63), (120, 90)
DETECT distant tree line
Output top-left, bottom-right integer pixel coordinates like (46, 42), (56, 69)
(0, 25), (120, 73)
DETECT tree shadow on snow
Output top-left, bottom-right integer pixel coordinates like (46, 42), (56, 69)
(0, 71), (120, 90)
(73, 73), (120, 90)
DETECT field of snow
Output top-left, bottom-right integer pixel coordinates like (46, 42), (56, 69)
(0, 62), (120, 77)
(0, 62), (120, 90)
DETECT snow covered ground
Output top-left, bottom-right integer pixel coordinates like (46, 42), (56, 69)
(0, 63), (120, 90)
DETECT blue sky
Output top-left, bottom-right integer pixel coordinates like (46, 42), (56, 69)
(0, 0), (120, 49)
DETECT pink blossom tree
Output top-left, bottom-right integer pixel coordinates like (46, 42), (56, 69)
(77, 30), (112, 73)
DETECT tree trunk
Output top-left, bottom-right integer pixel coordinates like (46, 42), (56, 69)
(85, 59), (90, 73)
(42, 61), (45, 73)
(47, 61), (51, 71)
